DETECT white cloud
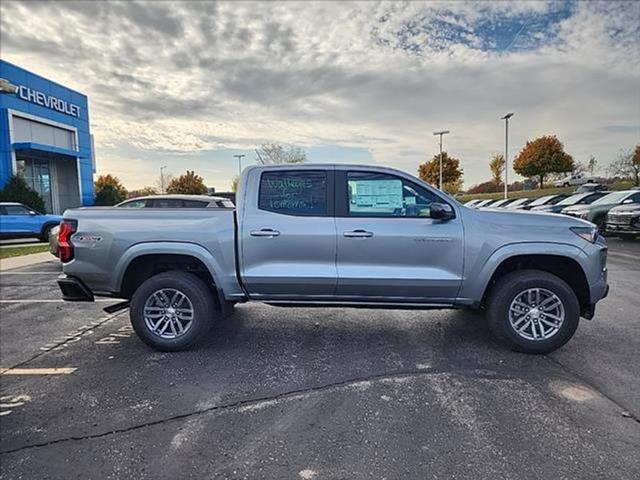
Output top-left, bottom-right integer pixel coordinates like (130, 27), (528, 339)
(1, 0), (638, 190)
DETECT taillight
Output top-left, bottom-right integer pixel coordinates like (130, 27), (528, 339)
(58, 220), (77, 263)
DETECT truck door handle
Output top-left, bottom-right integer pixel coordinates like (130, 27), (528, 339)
(343, 229), (373, 238)
(250, 229), (280, 237)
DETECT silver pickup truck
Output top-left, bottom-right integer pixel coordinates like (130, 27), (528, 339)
(57, 164), (609, 354)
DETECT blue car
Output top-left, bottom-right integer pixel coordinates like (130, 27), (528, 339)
(0, 202), (62, 241)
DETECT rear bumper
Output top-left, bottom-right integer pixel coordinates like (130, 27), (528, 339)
(57, 275), (94, 302)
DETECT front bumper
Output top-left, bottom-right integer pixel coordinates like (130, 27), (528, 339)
(58, 274), (94, 302)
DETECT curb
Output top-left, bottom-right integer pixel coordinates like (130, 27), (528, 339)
(0, 252), (58, 271)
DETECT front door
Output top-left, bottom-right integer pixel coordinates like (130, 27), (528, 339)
(335, 170), (464, 303)
(239, 168), (337, 299)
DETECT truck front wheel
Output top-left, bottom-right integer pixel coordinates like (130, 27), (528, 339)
(486, 270), (580, 354)
(130, 271), (215, 351)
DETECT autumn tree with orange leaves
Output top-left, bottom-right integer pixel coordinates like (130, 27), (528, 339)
(513, 135), (574, 189)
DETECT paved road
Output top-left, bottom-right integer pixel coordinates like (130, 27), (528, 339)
(0, 239), (638, 479)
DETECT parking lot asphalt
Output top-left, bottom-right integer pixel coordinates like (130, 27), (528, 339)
(0, 239), (638, 479)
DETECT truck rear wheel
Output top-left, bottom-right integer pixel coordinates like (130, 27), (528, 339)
(486, 270), (580, 354)
(130, 271), (215, 351)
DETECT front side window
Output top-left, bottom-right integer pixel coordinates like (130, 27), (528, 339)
(259, 171), (327, 215)
(347, 172), (437, 217)
(4, 205), (31, 215)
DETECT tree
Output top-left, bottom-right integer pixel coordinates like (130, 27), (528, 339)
(607, 146), (640, 186)
(166, 170), (208, 194)
(94, 174), (127, 205)
(489, 153), (505, 190)
(127, 186), (158, 198)
(0, 175), (46, 212)
(230, 176), (239, 193)
(513, 135), (574, 189)
(256, 144), (306, 164)
(417, 151), (463, 194)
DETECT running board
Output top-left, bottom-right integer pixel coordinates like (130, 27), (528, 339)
(103, 301), (130, 314)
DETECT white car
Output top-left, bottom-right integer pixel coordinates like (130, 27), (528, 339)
(553, 172), (593, 188)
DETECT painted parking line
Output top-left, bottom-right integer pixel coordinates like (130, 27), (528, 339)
(0, 367), (77, 376)
(0, 271), (61, 275)
(607, 251), (640, 260)
(0, 299), (113, 303)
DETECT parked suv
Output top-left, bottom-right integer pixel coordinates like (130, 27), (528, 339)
(0, 202), (61, 241)
(530, 191), (609, 214)
(606, 203), (640, 239)
(563, 190), (640, 231)
(117, 195), (234, 208)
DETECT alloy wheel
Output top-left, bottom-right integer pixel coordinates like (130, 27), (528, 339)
(508, 288), (565, 341)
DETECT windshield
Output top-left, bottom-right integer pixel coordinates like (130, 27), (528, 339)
(591, 191), (630, 205)
(508, 198), (530, 207)
(556, 193), (589, 206)
(528, 195), (555, 206)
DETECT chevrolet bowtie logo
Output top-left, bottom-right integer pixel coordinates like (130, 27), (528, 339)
(0, 78), (18, 94)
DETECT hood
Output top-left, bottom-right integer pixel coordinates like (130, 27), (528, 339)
(467, 205), (592, 228)
(609, 203), (640, 214)
(562, 204), (592, 213)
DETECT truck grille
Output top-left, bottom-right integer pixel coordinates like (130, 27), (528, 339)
(607, 213), (633, 226)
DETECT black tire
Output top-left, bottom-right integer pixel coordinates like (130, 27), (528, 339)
(130, 271), (216, 351)
(486, 269), (580, 354)
(40, 224), (55, 242)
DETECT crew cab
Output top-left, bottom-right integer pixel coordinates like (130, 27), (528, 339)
(57, 165), (609, 354)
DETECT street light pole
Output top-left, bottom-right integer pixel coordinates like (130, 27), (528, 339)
(233, 154), (246, 177)
(160, 166), (167, 194)
(501, 113), (514, 200)
(433, 130), (450, 190)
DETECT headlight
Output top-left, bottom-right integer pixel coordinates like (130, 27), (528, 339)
(571, 226), (598, 243)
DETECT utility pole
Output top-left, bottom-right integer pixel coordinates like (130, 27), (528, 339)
(233, 154), (246, 177)
(160, 166), (167, 194)
(500, 113), (514, 200)
(433, 130), (450, 190)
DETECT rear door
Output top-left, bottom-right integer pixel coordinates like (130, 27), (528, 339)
(239, 168), (337, 298)
(334, 170), (464, 303)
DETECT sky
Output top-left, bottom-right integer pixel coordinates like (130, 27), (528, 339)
(1, 0), (638, 191)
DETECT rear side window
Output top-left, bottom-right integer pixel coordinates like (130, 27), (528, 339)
(182, 200), (208, 208)
(151, 199), (183, 208)
(259, 171), (327, 216)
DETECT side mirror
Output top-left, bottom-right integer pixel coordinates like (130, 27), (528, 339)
(430, 202), (454, 221)
(28, 210), (37, 216)
(622, 199), (634, 204)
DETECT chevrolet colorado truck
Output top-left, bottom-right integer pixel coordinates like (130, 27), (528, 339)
(57, 164), (609, 354)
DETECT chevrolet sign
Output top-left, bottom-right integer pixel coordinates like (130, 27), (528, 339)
(17, 85), (81, 117)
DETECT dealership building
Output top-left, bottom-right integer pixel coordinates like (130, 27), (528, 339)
(0, 60), (95, 214)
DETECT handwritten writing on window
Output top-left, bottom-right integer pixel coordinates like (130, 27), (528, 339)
(259, 172), (326, 215)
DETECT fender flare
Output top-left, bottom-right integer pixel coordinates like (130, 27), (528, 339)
(113, 241), (227, 307)
(460, 241), (589, 302)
